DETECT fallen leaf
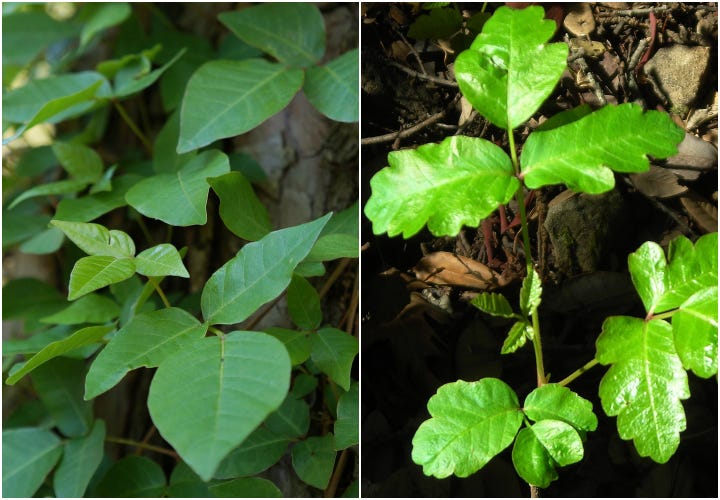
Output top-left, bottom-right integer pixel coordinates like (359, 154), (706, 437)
(412, 251), (508, 290)
(630, 165), (688, 199)
(680, 191), (718, 233)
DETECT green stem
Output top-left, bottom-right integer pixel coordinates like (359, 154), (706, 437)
(113, 100), (153, 155)
(651, 309), (675, 321)
(209, 326), (225, 338)
(149, 277), (171, 308)
(508, 129), (546, 387)
(557, 358), (600, 387)
(105, 436), (177, 457)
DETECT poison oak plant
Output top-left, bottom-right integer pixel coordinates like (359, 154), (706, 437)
(3, 3), (358, 497)
(364, 6), (717, 492)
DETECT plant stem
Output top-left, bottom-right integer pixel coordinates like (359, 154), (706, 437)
(209, 326), (225, 338)
(113, 100), (153, 155)
(508, 129), (547, 386)
(557, 358), (599, 387)
(105, 436), (178, 458)
(149, 277), (171, 308)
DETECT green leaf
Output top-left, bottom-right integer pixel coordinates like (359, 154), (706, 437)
(208, 172), (271, 241)
(287, 274), (322, 330)
(52, 141), (104, 182)
(114, 48), (186, 99)
(264, 327), (311, 365)
(512, 420), (584, 488)
(178, 60), (304, 153)
(209, 477), (282, 498)
(85, 308), (207, 399)
(94, 456), (166, 497)
(125, 149), (230, 226)
(8, 179), (89, 209)
(673, 286), (718, 378)
(68, 255), (136, 300)
(167, 462), (211, 498)
(148, 331), (291, 481)
(501, 321), (532, 354)
(471, 292), (516, 318)
(41, 293), (119, 325)
(153, 110), (196, 174)
(2, 427), (63, 498)
(54, 174), (141, 222)
(265, 394), (310, 439)
(521, 104), (685, 193)
(334, 381), (359, 450)
(32, 358), (93, 437)
(291, 373), (318, 399)
(658, 232), (718, 311)
(306, 202), (359, 261)
(2, 10), (80, 66)
(19, 227), (65, 255)
(519, 269), (542, 318)
(53, 420), (106, 497)
(408, 6), (462, 39)
(596, 316), (689, 463)
(291, 434), (336, 490)
(201, 213), (331, 325)
(5, 325), (113, 385)
(311, 327), (358, 391)
(304, 48), (359, 122)
(135, 243), (190, 278)
(454, 6), (567, 130)
(79, 3), (131, 48)
(2, 325), (71, 357)
(214, 426), (289, 479)
(411, 378), (523, 478)
(2, 278), (65, 321)
(51, 220), (135, 258)
(628, 240), (668, 315)
(523, 384), (598, 431)
(218, 3), (325, 67)
(365, 135), (518, 238)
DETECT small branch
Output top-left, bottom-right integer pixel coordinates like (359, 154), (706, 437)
(319, 258), (352, 299)
(243, 292), (286, 330)
(608, 6), (669, 16)
(106, 436), (178, 458)
(324, 448), (349, 498)
(112, 100), (153, 155)
(394, 28), (426, 74)
(149, 277), (171, 308)
(388, 61), (458, 88)
(361, 107), (450, 146)
(557, 358), (600, 387)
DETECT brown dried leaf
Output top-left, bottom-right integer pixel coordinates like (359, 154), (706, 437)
(630, 165), (688, 199)
(664, 133), (718, 178)
(680, 192), (718, 233)
(412, 251), (507, 290)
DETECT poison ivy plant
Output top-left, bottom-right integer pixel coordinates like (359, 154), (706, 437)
(3, 3), (358, 498)
(365, 4), (716, 493)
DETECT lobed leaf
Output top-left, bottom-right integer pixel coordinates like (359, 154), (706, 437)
(596, 316), (689, 463)
(135, 243), (189, 278)
(68, 255), (136, 300)
(310, 327), (358, 391)
(51, 220), (135, 258)
(85, 308), (207, 399)
(454, 6), (567, 130)
(365, 135), (517, 238)
(519, 269), (542, 318)
(521, 104), (685, 193)
(201, 214), (330, 325)
(672, 286), (718, 378)
(501, 321), (532, 355)
(471, 292), (516, 318)
(148, 331), (291, 481)
(523, 384), (598, 432)
(411, 378), (523, 478)
(658, 232), (717, 311)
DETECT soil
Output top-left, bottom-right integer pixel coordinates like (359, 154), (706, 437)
(360, 3), (718, 497)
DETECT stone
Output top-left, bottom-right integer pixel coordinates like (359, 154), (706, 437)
(644, 45), (712, 115)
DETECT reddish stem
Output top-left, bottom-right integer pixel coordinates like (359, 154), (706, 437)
(636, 10), (657, 77)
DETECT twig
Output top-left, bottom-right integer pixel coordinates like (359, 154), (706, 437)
(388, 60), (458, 88)
(319, 258), (352, 299)
(361, 105), (452, 146)
(106, 436), (178, 458)
(607, 6), (670, 16)
(324, 448), (349, 498)
(395, 28), (426, 74)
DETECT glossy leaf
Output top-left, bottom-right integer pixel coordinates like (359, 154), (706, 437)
(209, 477), (282, 498)
(287, 274), (322, 330)
(521, 104), (684, 193)
(519, 269), (542, 318)
(125, 149), (230, 226)
(628, 241), (668, 314)
(658, 232), (717, 311)
(365, 135), (517, 238)
(208, 172), (271, 241)
(264, 327), (311, 365)
(214, 426), (289, 479)
(53, 420), (106, 497)
(79, 3), (131, 48)
(523, 384), (598, 432)
(51, 220), (135, 258)
(85, 308), (207, 399)
(291, 434), (336, 490)
(41, 293), (119, 325)
(596, 316), (689, 463)
(5, 325), (113, 385)
(501, 321), (532, 355)
(471, 292), (516, 318)
(335, 381), (359, 450)
(135, 243), (190, 278)
(304, 48), (359, 122)
(68, 255), (136, 300)
(673, 286), (718, 378)
(218, 3), (325, 67)
(148, 331), (291, 480)
(454, 6), (567, 130)
(177, 59), (303, 153)
(94, 456), (166, 497)
(2, 427), (63, 498)
(411, 378), (523, 478)
(512, 420), (584, 488)
(52, 141), (104, 182)
(311, 327), (358, 391)
(201, 214), (330, 325)
(265, 394), (310, 439)
(32, 358), (94, 438)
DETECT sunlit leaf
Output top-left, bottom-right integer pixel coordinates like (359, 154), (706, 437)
(135, 243), (189, 278)
(673, 286), (718, 378)
(523, 384), (598, 432)
(68, 255), (135, 300)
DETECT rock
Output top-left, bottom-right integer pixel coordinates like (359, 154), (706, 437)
(644, 45), (712, 114)
(564, 3), (596, 36)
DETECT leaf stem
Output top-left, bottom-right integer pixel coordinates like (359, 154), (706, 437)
(149, 277), (171, 308)
(112, 100), (153, 155)
(557, 358), (600, 387)
(508, 129), (547, 387)
(105, 435), (178, 458)
(209, 326), (225, 338)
